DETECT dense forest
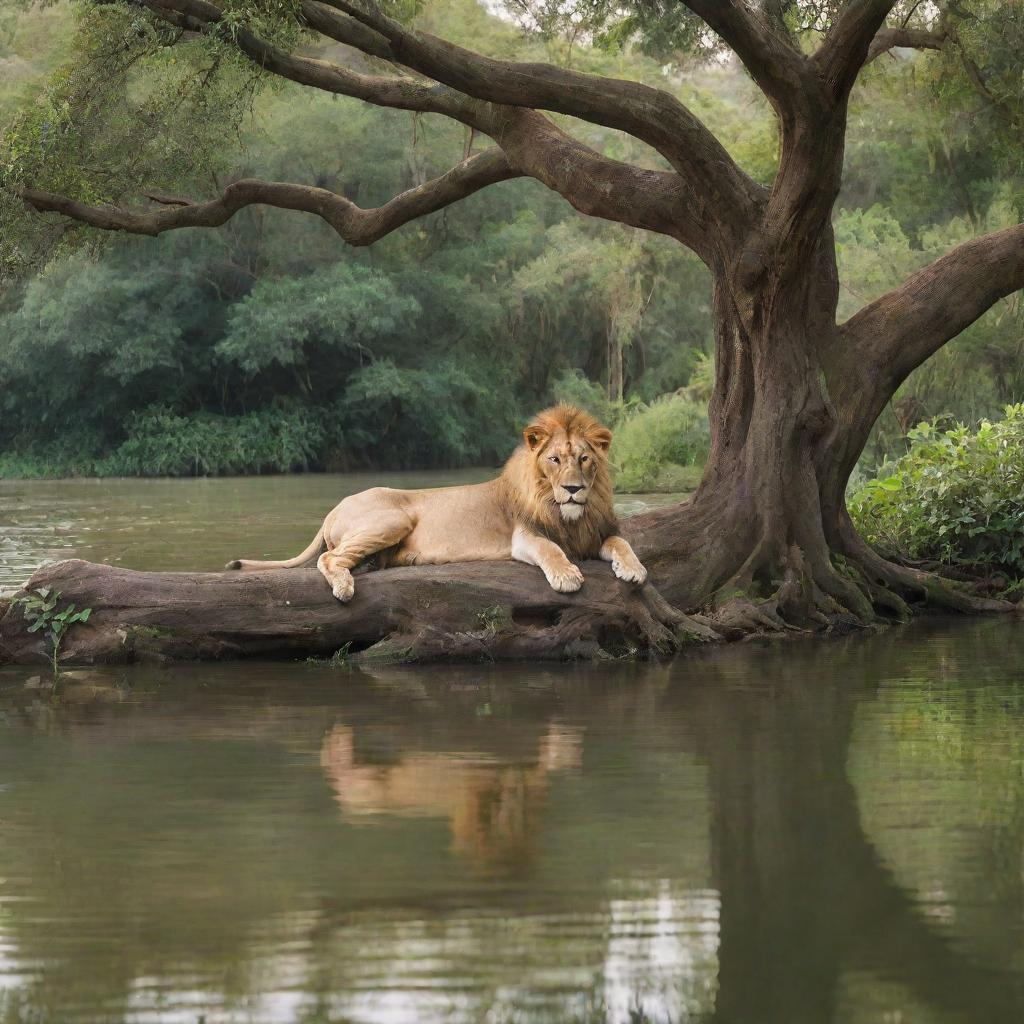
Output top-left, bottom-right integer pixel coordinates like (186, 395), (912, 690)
(1, 0), (1022, 486)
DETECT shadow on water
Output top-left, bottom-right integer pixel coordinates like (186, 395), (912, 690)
(0, 618), (1023, 1021)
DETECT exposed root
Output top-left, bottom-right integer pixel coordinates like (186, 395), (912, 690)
(709, 595), (806, 638)
(857, 575), (913, 622)
(703, 540), (880, 638)
(838, 528), (1017, 616)
(350, 580), (722, 665)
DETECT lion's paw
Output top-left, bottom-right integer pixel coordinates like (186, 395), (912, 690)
(331, 573), (355, 603)
(546, 564), (584, 593)
(612, 557), (648, 585)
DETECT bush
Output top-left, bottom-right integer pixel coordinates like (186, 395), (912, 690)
(849, 406), (1024, 575)
(98, 407), (327, 477)
(0, 407), (327, 478)
(337, 359), (519, 469)
(612, 395), (709, 493)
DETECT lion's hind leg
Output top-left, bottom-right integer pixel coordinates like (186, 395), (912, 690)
(318, 511), (414, 603)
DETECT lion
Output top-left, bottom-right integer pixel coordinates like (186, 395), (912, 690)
(226, 404), (648, 601)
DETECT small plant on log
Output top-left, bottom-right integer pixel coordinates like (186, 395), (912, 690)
(15, 588), (92, 675)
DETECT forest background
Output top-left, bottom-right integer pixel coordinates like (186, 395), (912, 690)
(2, 0), (1022, 493)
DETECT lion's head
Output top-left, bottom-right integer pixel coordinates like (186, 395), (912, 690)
(501, 404), (618, 560)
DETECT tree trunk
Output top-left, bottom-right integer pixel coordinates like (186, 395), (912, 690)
(623, 246), (1017, 632)
(607, 324), (624, 404)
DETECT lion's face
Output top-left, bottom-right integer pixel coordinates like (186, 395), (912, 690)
(524, 416), (612, 523)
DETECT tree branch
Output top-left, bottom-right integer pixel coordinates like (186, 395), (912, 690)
(492, 109), (710, 254)
(814, 0), (899, 98)
(948, 26), (1020, 130)
(679, 0), (809, 110)
(144, 0), (489, 127)
(300, 0), (394, 60)
(127, 0), (734, 257)
(310, 0), (758, 232)
(865, 26), (947, 64)
(20, 149), (522, 247)
(840, 222), (1024, 389)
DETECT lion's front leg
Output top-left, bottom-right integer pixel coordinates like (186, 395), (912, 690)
(600, 535), (648, 585)
(511, 526), (584, 593)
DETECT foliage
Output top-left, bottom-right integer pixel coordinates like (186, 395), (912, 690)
(550, 368), (618, 427)
(612, 394), (709, 493)
(336, 358), (518, 468)
(15, 587), (92, 673)
(849, 407), (1024, 576)
(0, 0), (1023, 481)
(216, 266), (418, 376)
(100, 405), (327, 476)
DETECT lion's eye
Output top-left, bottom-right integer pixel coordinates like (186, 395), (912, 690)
(549, 455), (560, 464)
(580, 454), (589, 463)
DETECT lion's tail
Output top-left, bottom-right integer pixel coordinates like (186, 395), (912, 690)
(225, 528), (326, 571)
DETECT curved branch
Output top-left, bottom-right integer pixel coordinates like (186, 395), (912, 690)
(20, 149), (521, 246)
(145, 0), (489, 127)
(300, 0), (394, 60)
(679, 0), (809, 110)
(814, 0), (899, 97)
(840, 222), (1024, 388)
(132, 0), (731, 257)
(314, 0), (757, 232)
(494, 109), (709, 253)
(865, 26), (947, 64)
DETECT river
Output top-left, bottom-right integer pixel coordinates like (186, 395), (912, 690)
(1, 473), (1023, 1022)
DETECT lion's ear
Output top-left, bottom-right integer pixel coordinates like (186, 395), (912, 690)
(523, 424), (550, 451)
(587, 426), (612, 454)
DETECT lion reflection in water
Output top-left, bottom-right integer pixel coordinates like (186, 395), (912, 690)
(320, 722), (582, 869)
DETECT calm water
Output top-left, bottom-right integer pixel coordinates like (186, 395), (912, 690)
(1, 476), (1024, 1023)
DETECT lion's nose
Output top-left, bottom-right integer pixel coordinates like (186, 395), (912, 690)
(563, 484), (584, 494)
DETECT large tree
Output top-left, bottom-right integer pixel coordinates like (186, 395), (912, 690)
(6, 0), (1024, 654)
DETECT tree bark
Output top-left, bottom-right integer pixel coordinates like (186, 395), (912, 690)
(0, 558), (719, 667)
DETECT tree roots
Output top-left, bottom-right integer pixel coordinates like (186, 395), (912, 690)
(692, 531), (1016, 643)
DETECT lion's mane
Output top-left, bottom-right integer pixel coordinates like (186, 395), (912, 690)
(499, 404), (618, 562)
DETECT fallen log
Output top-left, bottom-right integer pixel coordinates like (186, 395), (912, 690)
(0, 558), (720, 667)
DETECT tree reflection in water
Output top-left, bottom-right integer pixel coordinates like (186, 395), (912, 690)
(0, 620), (1022, 1021)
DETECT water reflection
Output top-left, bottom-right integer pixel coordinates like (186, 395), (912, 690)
(0, 621), (1023, 1021)
(321, 720), (582, 872)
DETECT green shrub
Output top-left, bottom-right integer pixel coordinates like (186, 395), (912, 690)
(97, 407), (327, 477)
(849, 406), (1024, 575)
(0, 407), (328, 478)
(612, 394), (709, 493)
(337, 359), (519, 469)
